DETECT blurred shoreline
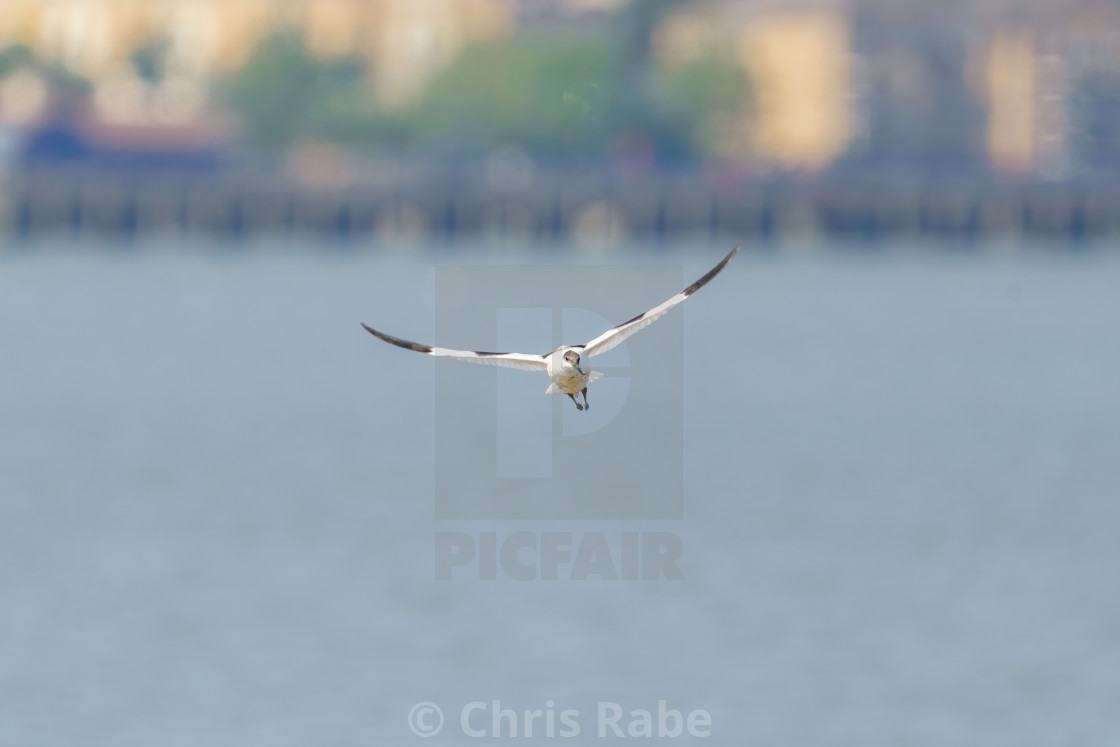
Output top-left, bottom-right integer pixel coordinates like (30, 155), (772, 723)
(5, 0), (1120, 248)
(4, 162), (1119, 246)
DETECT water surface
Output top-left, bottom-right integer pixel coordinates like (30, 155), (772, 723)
(2, 241), (1117, 746)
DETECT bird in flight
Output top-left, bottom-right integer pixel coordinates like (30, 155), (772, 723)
(361, 244), (739, 411)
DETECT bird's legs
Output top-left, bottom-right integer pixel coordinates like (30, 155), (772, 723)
(567, 393), (584, 411)
(581, 387), (589, 410)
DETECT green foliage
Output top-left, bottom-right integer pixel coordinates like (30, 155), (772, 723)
(0, 44), (33, 78)
(598, 0), (692, 160)
(217, 22), (753, 162)
(131, 37), (171, 85)
(220, 29), (376, 151)
(399, 34), (612, 157)
(393, 30), (749, 161)
(40, 65), (91, 100)
(654, 51), (752, 154)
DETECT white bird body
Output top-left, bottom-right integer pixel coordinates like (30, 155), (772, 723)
(544, 346), (605, 397)
(362, 244), (739, 411)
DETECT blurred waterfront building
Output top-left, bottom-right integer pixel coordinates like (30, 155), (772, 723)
(654, 0), (1120, 177)
(656, 1), (851, 171)
(0, 0), (514, 118)
(3, 0), (1120, 180)
(848, 0), (1120, 178)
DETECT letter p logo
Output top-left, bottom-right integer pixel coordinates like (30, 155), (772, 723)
(434, 262), (684, 520)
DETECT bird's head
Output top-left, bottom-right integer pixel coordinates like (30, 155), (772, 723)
(562, 349), (587, 375)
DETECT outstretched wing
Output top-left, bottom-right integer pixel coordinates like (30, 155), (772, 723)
(361, 323), (547, 371)
(582, 244), (740, 358)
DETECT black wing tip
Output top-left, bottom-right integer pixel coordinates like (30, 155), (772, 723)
(472, 351), (549, 360)
(360, 323), (433, 354)
(618, 310), (647, 328)
(683, 243), (740, 297)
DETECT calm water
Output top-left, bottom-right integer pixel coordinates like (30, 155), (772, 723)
(2, 240), (1118, 746)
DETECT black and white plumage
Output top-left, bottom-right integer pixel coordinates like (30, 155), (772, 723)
(361, 244), (739, 411)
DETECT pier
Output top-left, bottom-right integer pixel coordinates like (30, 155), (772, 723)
(5, 168), (1117, 245)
